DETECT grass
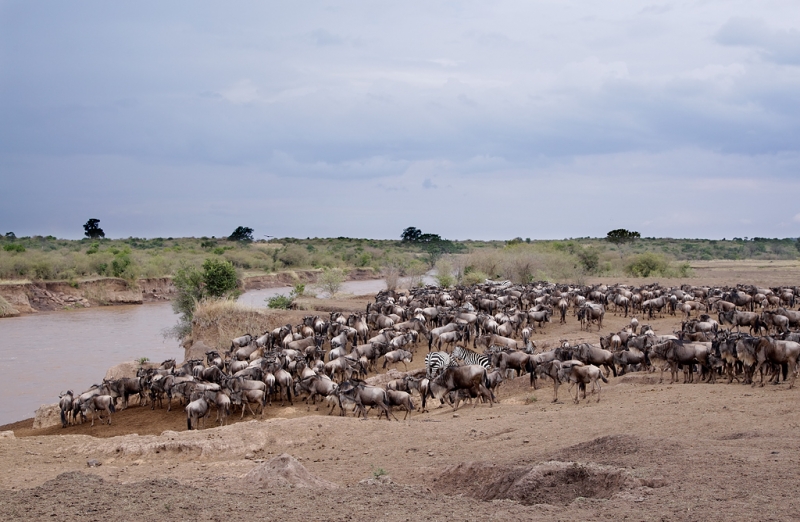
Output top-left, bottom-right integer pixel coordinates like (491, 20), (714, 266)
(0, 295), (19, 317)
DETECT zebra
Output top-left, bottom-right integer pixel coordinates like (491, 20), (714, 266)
(424, 351), (453, 379)
(451, 346), (491, 371)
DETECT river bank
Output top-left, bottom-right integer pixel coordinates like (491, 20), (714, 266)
(0, 268), (380, 317)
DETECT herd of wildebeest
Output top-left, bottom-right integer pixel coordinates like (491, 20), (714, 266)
(58, 279), (800, 429)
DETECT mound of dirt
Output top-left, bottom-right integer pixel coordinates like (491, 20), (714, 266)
(436, 460), (643, 505)
(243, 453), (338, 489)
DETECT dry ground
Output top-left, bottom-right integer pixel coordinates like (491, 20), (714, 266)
(2, 264), (800, 521)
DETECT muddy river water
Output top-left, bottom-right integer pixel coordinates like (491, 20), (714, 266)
(0, 278), (398, 425)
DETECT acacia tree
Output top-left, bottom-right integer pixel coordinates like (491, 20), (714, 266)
(83, 218), (105, 239)
(606, 229), (640, 258)
(228, 226), (254, 243)
(400, 227), (463, 267)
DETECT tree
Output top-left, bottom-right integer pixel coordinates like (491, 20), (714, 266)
(606, 229), (640, 258)
(400, 227), (464, 267)
(228, 226), (254, 243)
(401, 227), (422, 243)
(83, 219), (105, 239)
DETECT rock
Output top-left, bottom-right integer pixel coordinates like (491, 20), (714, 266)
(87, 459), (102, 468)
(104, 360), (159, 381)
(243, 453), (338, 489)
(0, 431), (15, 440)
(32, 403), (61, 430)
(245, 453), (255, 460)
(453, 413), (460, 418)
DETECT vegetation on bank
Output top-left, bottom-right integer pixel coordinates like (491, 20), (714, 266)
(0, 233), (797, 286)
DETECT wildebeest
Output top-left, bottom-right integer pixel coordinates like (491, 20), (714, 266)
(558, 363), (607, 403)
(431, 365), (494, 410)
(80, 395), (116, 426)
(186, 394), (209, 430)
(383, 349), (413, 371)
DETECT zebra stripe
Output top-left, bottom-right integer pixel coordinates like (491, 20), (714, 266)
(424, 351), (454, 379)
(452, 346), (491, 370)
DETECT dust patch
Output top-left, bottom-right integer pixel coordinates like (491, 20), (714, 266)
(436, 460), (649, 505)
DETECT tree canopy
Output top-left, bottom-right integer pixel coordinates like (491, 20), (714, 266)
(228, 226), (254, 242)
(400, 227), (464, 267)
(83, 218), (105, 239)
(401, 227), (422, 242)
(606, 229), (640, 245)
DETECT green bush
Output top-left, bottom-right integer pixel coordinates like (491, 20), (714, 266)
(624, 252), (670, 277)
(266, 294), (293, 309)
(3, 244), (25, 253)
(202, 258), (240, 298)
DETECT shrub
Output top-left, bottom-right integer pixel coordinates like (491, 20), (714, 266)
(3, 244), (25, 253)
(462, 269), (488, 286)
(624, 252), (670, 277)
(202, 258), (240, 298)
(31, 261), (53, 280)
(267, 294), (293, 309)
(316, 267), (345, 297)
(434, 258), (455, 288)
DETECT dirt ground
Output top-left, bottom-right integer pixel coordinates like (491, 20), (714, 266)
(2, 262), (800, 521)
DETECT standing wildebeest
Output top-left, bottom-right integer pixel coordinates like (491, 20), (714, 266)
(558, 363), (607, 403)
(751, 337), (800, 388)
(431, 365), (494, 410)
(80, 395), (116, 426)
(385, 390), (415, 420)
(580, 304), (605, 331)
(186, 394), (209, 430)
(575, 343), (617, 377)
(719, 310), (761, 334)
(383, 349), (413, 371)
(59, 391), (74, 427)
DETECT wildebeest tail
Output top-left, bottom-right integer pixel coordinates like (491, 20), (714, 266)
(600, 372), (608, 383)
(187, 417), (192, 430)
(109, 402), (116, 414)
(60, 409), (66, 427)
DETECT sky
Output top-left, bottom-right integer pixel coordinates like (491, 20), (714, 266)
(1, 1), (800, 240)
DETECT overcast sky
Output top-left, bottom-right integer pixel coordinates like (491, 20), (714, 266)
(2, 1), (800, 240)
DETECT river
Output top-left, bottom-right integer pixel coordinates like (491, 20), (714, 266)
(0, 277), (420, 425)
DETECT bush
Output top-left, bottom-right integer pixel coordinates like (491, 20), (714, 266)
(3, 244), (25, 253)
(434, 258), (455, 288)
(267, 294), (293, 309)
(316, 267), (345, 297)
(202, 258), (240, 298)
(624, 252), (670, 277)
(462, 269), (488, 286)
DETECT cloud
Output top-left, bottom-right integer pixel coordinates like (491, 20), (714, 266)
(716, 17), (800, 65)
(794, 213), (800, 223)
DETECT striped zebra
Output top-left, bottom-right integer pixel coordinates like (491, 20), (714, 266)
(424, 351), (453, 379)
(452, 346), (491, 371)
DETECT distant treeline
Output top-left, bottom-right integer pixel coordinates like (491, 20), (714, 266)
(0, 234), (798, 283)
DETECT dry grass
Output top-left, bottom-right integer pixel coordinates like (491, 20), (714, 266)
(0, 294), (19, 317)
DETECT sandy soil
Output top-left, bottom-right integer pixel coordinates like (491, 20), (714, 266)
(2, 265), (800, 521)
